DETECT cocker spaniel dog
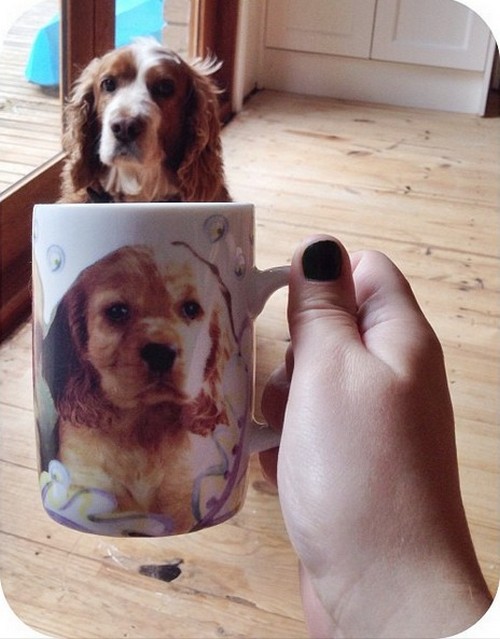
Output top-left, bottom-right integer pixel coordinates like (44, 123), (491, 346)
(60, 38), (230, 203)
(42, 245), (237, 532)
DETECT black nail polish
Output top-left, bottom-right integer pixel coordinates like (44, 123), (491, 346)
(302, 240), (342, 281)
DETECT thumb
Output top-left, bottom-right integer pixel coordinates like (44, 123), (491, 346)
(288, 236), (360, 357)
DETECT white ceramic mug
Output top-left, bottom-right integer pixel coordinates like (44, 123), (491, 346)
(32, 202), (288, 537)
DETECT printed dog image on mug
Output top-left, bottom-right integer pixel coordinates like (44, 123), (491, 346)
(33, 212), (256, 537)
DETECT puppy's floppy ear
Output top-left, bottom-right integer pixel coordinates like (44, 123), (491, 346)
(183, 389), (228, 437)
(42, 286), (87, 409)
(42, 280), (104, 426)
(177, 60), (230, 202)
(183, 309), (233, 436)
(61, 57), (103, 196)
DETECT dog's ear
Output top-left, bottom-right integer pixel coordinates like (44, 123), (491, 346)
(182, 389), (229, 437)
(177, 61), (229, 202)
(183, 309), (233, 436)
(42, 281), (105, 426)
(42, 286), (87, 409)
(61, 57), (103, 195)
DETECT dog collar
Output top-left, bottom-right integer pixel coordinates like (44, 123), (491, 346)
(86, 186), (182, 203)
(86, 186), (115, 203)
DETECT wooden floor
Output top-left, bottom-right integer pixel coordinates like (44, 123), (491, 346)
(1, 90), (499, 637)
(0, 0), (60, 193)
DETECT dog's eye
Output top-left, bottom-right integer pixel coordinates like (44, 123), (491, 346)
(182, 300), (202, 321)
(151, 78), (175, 100)
(101, 77), (117, 93)
(105, 303), (130, 324)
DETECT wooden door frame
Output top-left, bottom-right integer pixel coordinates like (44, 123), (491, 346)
(0, 0), (239, 340)
(194, 0), (240, 122)
(0, 0), (115, 340)
(61, 0), (115, 96)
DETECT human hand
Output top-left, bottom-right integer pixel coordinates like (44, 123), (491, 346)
(260, 236), (491, 638)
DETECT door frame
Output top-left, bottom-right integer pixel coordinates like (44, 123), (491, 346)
(194, 0), (239, 122)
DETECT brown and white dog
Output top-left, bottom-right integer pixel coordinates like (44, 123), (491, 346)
(60, 38), (230, 203)
(42, 245), (236, 532)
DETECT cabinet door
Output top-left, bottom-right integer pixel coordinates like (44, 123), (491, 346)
(371, 0), (492, 71)
(265, 0), (377, 58)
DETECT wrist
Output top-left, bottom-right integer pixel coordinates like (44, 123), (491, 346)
(304, 535), (491, 639)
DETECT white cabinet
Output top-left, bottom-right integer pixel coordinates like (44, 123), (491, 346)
(264, 0), (492, 71)
(371, 0), (492, 71)
(248, 0), (496, 114)
(265, 0), (376, 58)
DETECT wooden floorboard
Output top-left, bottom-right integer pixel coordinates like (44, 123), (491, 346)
(0, 89), (498, 637)
(0, 0), (60, 192)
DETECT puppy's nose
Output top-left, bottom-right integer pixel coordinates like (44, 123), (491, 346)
(111, 116), (145, 143)
(141, 343), (176, 374)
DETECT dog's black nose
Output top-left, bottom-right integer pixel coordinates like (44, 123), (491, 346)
(111, 116), (145, 143)
(141, 343), (176, 374)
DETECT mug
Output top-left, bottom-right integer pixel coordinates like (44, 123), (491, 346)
(32, 202), (288, 537)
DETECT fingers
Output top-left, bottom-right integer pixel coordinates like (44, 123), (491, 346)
(350, 250), (443, 375)
(259, 446), (279, 486)
(261, 361), (290, 431)
(288, 237), (441, 375)
(288, 236), (361, 365)
(259, 359), (290, 486)
(350, 249), (425, 329)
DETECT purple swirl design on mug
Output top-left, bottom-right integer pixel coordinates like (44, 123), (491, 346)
(40, 460), (175, 536)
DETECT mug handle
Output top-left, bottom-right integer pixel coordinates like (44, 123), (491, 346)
(247, 265), (290, 454)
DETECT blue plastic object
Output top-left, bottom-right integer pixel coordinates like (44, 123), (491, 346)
(25, 0), (165, 87)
